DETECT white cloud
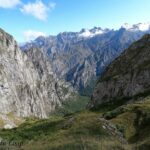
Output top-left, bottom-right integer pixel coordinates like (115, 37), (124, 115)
(0, 0), (21, 8)
(23, 30), (46, 41)
(20, 0), (56, 21)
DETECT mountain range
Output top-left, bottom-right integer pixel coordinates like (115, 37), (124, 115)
(0, 26), (149, 150)
(21, 23), (150, 95)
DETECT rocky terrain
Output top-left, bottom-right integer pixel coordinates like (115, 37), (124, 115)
(89, 34), (150, 109)
(0, 29), (149, 150)
(0, 28), (75, 119)
(21, 23), (150, 95)
(85, 34), (150, 149)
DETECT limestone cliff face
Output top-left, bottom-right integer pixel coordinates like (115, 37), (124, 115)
(89, 34), (150, 109)
(0, 28), (75, 118)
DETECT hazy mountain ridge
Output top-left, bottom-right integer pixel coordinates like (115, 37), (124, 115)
(21, 23), (150, 94)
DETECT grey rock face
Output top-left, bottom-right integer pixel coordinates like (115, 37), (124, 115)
(21, 26), (150, 95)
(0, 28), (75, 118)
(89, 34), (150, 108)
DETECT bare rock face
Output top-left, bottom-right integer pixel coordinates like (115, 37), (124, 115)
(89, 34), (150, 109)
(0, 28), (75, 118)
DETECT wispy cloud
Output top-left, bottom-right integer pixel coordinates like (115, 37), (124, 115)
(23, 30), (47, 41)
(0, 0), (21, 8)
(20, 0), (56, 21)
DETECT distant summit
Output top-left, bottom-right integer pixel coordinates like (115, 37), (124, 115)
(121, 23), (150, 31)
(78, 27), (110, 38)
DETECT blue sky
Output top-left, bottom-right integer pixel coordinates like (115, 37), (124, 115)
(0, 0), (150, 42)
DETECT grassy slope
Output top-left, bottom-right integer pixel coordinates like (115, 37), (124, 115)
(103, 96), (150, 150)
(0, 95), (131, 150)
(52, 95), (90, 116)
(0, 111), (131, 150)
(0, 96), (149, 150)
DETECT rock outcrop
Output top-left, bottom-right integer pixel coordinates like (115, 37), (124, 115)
(0, 28), (75, 118)
(89, 34), (150, 109)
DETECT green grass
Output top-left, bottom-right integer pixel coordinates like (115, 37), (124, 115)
(103, 96), (150, 149)
(0, 118), (4, 128)
(52, 95), (90, 116)
(0, 96), (149, 150)
(0, 111), (131, 150)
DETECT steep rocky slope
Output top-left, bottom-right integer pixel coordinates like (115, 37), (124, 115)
(21, 23), (150, 94)
(89, 34), (150, 109)
(0, 28), (75, 119)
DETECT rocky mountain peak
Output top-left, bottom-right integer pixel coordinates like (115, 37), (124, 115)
(78, 27), (109, 38)
(0, 28), (17, 54)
